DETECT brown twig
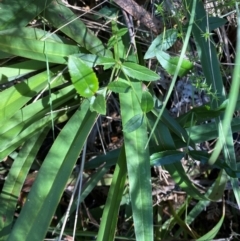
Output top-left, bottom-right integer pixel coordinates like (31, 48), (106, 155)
(113, 0), (162, 34)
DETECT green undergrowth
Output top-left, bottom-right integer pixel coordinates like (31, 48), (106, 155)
(0, 0), (239, 240)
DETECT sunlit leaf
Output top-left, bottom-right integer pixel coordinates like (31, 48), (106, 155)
(68, 55), (99, 97)
(156, 51), (193, 77)
(90, 94), (106, 115)
(108, 78), (131, 93)
(44, 1), (112, 57)
(144, 29), (178, 59)
(121, 62), (160, 81)
(7, 100), (97, 241)
(0, 34), (79, 64)
(107, 28), (128, 48)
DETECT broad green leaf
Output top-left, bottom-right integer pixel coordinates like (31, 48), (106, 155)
(120, 91), (153, 241)
(0, 85), (75, 148)
(150, 150), (184, 166)
(0, 60), (47, 82)
(44, 1), (112, 58)
(97, 147), (127, 241)
(0, 34), (79, 64)
(90, 94), (106, 115)
(196, 172), (226, 241)
(121, 62), (160, 81)
(141, 91), (154, 113)
(0, 113), (59, 160)
(0, 27), (75, 44)
(123, 113), (144, 133)
(7, 100), (97, 241)
(0, 0), (52, 30)
(144, 29), (178, 59)
(0, 128), (49, 240)
(156, 51), (193, 77)
(208, 17), (227, 31)
(68, 55), (99, 97)
(108, 78), (131, 93)
(0, 66), (63, 122)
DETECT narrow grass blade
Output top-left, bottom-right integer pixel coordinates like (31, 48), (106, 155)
(0, 85), (75, 147)
(7, 100), (97, 241)
(0, 35), (79, 64)
(84, 149), (121, 169)
(54, 164), (109, 232)
(97, 147), (127, 241)
(0, 113), (59, 160)
(0, 128), (49, 240)
(44, 1), (112, 57)
(0, 60), (47, 82)
(0, 66), (64, 122)
(165, 162), (206, 200)
(120, 91), (153, 241)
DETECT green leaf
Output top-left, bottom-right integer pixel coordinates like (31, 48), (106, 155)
(108, 78), (131, 93)
(97, 147), (127, 241)
(84, 149), (121, 169)
(164, 162), (206, 200)
(54, 165), (109, 233)
(0, 113), (59, 160)
(141, 91), (154, 113)
(197, 211), (224, 240)
(0, 129), (49, 239)
(188, 150), (240, 178)
(0, 60), (48, 82)
(144, 29), (178, 59)
(90, 94), (106, 115)
(78, 54), (115, 68)
(121, 62), (160, 81)
(107, 28), (128, 48)
(176, 104), (223, 127)
(68, 55), (99, 97)
(120, 91), (153, 241)
(208, 17), (227, 31)
(0, 0), (52, 30)
(0, 34), (79, 64)
(123, 113), (144, 133)
(7, 100), (97, 241)
(44, 1), (112, 57)
(0, 85), (75, 150)
(150, 150), (184, 166)
(156, 51), (193, 77)
(0, 66), (63, 122)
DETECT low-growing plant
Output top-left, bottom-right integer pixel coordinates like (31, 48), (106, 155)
(0, 0), (240, 241)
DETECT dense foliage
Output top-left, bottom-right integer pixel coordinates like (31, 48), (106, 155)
(0, 0), (239, 240)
